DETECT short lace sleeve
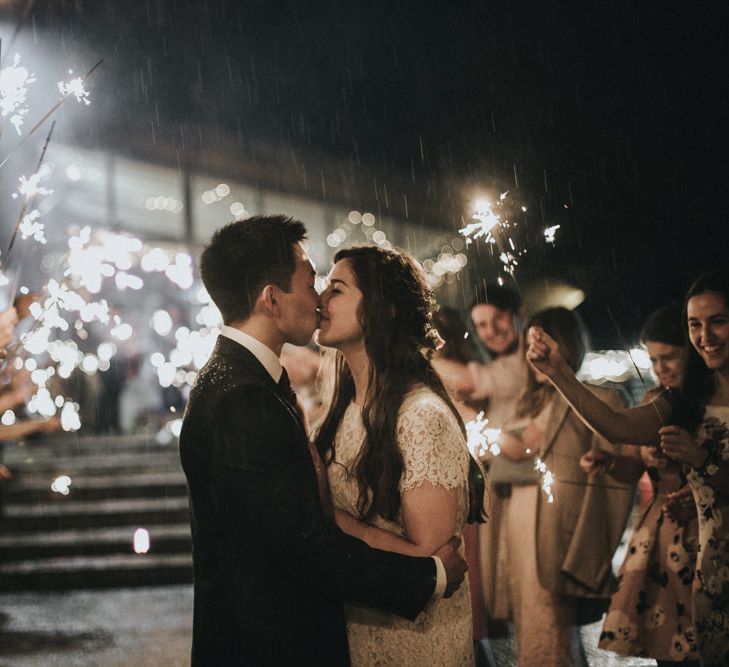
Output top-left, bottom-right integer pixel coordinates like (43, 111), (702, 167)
(396, 389), (470, 494)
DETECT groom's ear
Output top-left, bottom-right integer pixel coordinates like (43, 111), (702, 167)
(260, 284), (279, 314)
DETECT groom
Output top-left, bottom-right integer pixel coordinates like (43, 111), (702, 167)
(180, 215), (467, 666)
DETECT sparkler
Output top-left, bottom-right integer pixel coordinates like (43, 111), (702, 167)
(0, 52), (36, 136)
(544, 225), (560, 244)
(459, 198), (503, 245)
(606, 307), (665, 427)
(7, 120), (55, 254)
(459, 193), (528, 278)
(0, 58), (102, 171)
(0, 16), (104, 434)
(534, 456), (555, 503)
(461, 193), (567, 500)
(465, 411), (502, 458)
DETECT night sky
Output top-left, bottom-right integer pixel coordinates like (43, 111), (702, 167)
(24, 0), (729, 345)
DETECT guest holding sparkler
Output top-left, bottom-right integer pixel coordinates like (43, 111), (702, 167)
(497, 307), (633, 666)
(527, 271), (729, 666)
(466, 284), (528, 635)
(0, 361), (61, 514)
(581, 304), (700, 664)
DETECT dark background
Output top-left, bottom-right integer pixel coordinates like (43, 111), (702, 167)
(17, 0), (729, 346)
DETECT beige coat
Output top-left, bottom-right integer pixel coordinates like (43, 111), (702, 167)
(535, 384), (635, 598)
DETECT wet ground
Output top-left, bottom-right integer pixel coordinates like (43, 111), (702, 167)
(0, 586), (191, 667)
(0, 585), (656, 666)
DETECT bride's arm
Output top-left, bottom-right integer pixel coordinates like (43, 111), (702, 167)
(335, 483), (459, 558)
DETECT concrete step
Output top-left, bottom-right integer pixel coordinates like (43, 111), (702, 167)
(4, 471), (187, 503)
(0, 433), (193, 591)
(0, 553), (192, 591)
(6, 434), (171, 459)
(1, 496), (189, 532)
(0, 524), (191, 561)
(6, 452), (183, 476)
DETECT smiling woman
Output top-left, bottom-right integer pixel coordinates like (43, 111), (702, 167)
(687, 293), (729, 371)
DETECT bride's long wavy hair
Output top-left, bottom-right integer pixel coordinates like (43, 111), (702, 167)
(314, 245), (464, 522)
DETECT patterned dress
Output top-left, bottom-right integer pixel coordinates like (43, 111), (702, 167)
(686, 405), (729, 666)
(599, 461), (699, 661)
(327, 386), (474, 666)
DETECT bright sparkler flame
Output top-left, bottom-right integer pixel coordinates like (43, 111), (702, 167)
(459, 198), (502, 245)
(544, 225), (561, 244)
(15, 163), (53, 200)
(534, 456), (555, 503)
(57, 75), (91, 106)
(18, 210), (47, 243)
(459, 192), (531, 277)
(60, 401), (81, 431)
(0, 53), (36, 135)
(465, 411), (502, 458)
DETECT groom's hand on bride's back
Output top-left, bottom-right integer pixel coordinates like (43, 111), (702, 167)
(433, 536), (467, 598)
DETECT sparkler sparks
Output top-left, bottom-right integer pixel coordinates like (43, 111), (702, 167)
(465, 411), (502, 458)
(534, 456), (555, 503)
(57, 74), (91, 106)
(18, 210), (46, 243)
(15, 162), (53, 199)
(459, 198), (503, 245)
(459, 192), (529, 277)
(0, 53), (36, 135)
(544, 225), (561, 244)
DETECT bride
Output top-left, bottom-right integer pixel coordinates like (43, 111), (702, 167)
(314, 245), (474, 666)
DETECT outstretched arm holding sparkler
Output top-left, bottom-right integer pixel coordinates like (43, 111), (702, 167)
(526, 326), (671, 445)
(0, 414), (58, 440)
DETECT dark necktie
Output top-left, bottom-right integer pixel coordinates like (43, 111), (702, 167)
(277, 368), (298, 407)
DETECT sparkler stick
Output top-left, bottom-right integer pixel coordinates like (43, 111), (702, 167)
(606, 307), (665, 427)
(7, 119), (54, 255)
(0, 58), (102, 171)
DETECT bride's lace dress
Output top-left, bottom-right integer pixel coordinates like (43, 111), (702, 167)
(327, 386), (474, 666)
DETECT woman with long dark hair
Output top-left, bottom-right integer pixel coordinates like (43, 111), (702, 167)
(315, 245), (474, 665)
(527, 270), (729, 666)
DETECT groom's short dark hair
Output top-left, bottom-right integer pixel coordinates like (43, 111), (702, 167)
(200, 215), (307, 324)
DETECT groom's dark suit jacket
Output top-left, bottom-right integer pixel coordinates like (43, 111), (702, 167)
(179, 336), (437, 666)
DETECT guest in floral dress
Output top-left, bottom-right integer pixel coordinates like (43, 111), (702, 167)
(526, 270), (729, 666)
(583, 305), (700, 664)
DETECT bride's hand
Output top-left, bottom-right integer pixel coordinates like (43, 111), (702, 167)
(334, 508), (367, 540)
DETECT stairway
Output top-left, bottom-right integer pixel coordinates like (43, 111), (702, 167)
(0, 434), (192, 591)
